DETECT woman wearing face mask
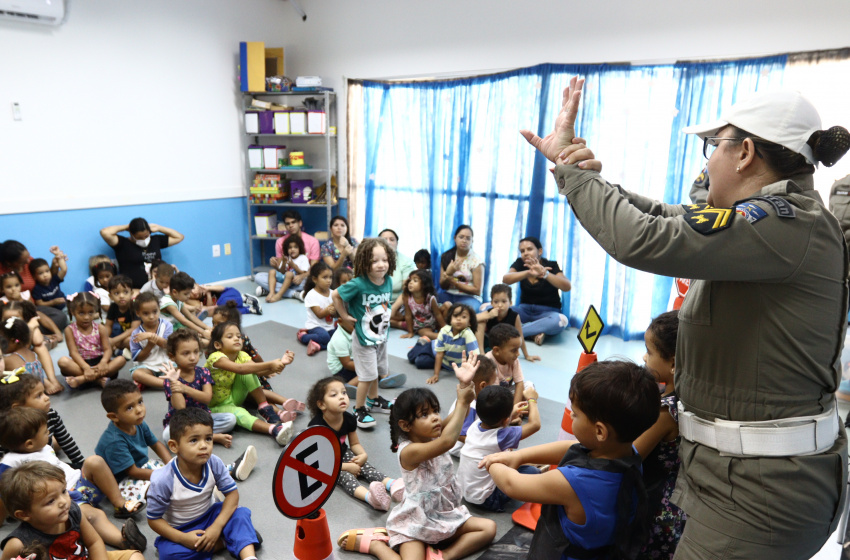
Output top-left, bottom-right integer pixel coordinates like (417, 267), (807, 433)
(100, 218), (184, 289)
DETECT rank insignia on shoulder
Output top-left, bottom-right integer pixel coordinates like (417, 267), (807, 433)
(735, 202), (768, 225)
(748, 195), (796, 219)
(683, 203), (735, 235)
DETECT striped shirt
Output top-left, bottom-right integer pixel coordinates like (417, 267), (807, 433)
(48, 408), (85, 469)
(434, 325), (479, 368)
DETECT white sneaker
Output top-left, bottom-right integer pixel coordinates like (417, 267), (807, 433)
(255, 286), (269, 297)
(231, 445), (258, 481)
(273, 421), (294, 446)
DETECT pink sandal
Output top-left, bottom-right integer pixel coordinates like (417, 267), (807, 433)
(337, 527), (389, 553)
(282, 398), (306, 413)
(278, 409), (297, 423)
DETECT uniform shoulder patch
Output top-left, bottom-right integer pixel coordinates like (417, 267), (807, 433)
(735, 202), (768, 225)
(693, 167), (709, 189)
(748, 195), (796, 219)
(682, 203), (735, 235)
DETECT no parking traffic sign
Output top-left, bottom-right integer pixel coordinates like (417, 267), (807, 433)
(272, 426), (342, 519)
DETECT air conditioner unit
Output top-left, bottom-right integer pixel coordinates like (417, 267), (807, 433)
(0, 0), (65, 25)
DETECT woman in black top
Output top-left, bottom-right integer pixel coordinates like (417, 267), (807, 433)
(100, 218), (184, 289)
(502, 236), (571, 345)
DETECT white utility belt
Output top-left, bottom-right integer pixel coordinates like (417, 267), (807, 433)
(677, 401), (839, 457)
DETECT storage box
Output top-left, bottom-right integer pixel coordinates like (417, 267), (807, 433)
(263, 146), (286, 169)
(291, 179), (314, 203)
(248, 145), (264, 169)
(253, 212), (277, 236)
(245, 112), (259, 134)
(289, 110), (307, 134)
(239, 42), (266, 92)
(274, 111), (291, 134)
(308, 111), (326, 134)
(265, 47), (284, 77)
(289, 151), (305, 166)
(258, 112), (275, 134)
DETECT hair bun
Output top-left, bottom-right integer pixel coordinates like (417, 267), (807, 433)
(809, 126), (850, 167)
(225, 300), (238, 308)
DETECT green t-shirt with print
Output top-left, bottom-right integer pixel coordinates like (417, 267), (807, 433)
(335, 275), (392, 346)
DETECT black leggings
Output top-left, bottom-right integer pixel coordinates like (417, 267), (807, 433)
(337, 448), (386, 497)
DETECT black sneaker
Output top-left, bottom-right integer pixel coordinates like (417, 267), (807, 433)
(243, 293), (263, 315)
(368, 395), (393, 414)
(258, 404), (280, 424)
(231, 445), (258, 481)
(121, 518), (147, 551)
(355, 407), (376, 429)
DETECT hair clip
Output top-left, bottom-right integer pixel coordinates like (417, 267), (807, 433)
(14, 554), (37, 560)
(66, 292), (80, 301)
(1, 367), (25, 384)
(4, 317), (16, 329)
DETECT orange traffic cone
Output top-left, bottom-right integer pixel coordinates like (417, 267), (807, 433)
(513, 351), (598, 531)
(293, 509), (335, 560)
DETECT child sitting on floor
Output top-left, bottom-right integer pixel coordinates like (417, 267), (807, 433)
(307, 376), (404, 511)
(129, 292), (173, 389)
(0, 461), (146, 560)
(105, 275), (140, 352)
(0, 373), (84, 469)
(396, 270), (445, 341)
(160, 272), (212, 344)
(298, 262), (337, 356)
(1, 317), (62, 396)
(58, 292), (126, 388)
(1, 302), (61, 394)
(29, 253), (67, 313)
(140, 261), (174, 302)
(485, 323), (527, 408)
(481, 360), (660, 558)
(457, 384), (541, 511)
(407, 303), (479, 385)
(147, 408), (261, 560)
(0, 406), (146, 526)
(95, 379), (172, 503)
(476, 283), (539, 362)
(83, 255), (115, 307)
(266, 236), (310, 303)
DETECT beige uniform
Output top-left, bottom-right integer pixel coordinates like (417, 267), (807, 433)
(555, 164), (848, 557)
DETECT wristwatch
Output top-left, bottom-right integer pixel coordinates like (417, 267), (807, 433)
(542, 270), (550, 280)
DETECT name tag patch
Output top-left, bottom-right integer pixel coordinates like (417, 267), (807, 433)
(751, 195), (796, 219)
(683, 203), (735, 235)
(735, 202), (768, 225)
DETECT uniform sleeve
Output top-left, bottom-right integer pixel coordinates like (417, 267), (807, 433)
(496, 426), (523, 451)
(210, 455), (238, 494)
(146, 466), (173, 520)
(459, 406), (477, 437)
(161, 320), (174, 339)
(555, 164), (808, 282)
(129, 326), (143, 360)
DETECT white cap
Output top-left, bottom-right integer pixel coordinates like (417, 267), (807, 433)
(682, 90), (822, 165)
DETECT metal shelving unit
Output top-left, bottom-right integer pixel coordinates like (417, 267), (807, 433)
(242, 91), (338, 277)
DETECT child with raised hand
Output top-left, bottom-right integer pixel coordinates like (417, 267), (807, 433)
(211, 303), (305, 419)
(0, 407), (147, 533)
(307, 376), (403, 511)
(95, 379), (172, 503)
(332, 237), (396, 429)
(57, 292), (126, 389)
(266, 236), (310, 303)
(0, 373), (84, 470)
(408, 302), (479, 385)
(105, 275), (140, 352)
(337, 355), (496, 559)
(160, 272), (212, 344)
(0, 461), (146, 560)
(485, 324), (527, 409)
(476, 283), (539, 362)
(298, 261), (337, 356)
(480, 360), (660, 559)
(129, 292), (173, 389)
(84, 259), (116, 308)
(397, 270), (444, 341)
(457, 384), (541, 512)
(634, 311), (684, 560)
(2, 317), (61, 395)
(147, 408), (261, 560)
(28, 253), (67, 312)
(205, 321), (295, 446)
(159, 330), (236, 449)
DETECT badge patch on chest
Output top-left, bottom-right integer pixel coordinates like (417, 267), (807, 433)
(735, 202), (768, 224)
(682, 203), (734, 234)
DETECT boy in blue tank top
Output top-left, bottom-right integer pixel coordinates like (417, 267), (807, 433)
(480, 360), (660, 559)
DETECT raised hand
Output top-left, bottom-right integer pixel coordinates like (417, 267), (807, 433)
(451, 351), (479, 386)
(520, 76), (584, 163)
(161, 362), (181, 383)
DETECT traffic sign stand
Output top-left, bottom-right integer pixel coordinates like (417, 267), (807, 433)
(513, 305), (605, 532)
(272, 426), (342, 560)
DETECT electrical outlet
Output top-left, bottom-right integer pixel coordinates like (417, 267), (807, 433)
(12, 102), (21, 121)
(224, 243), (231, 256)
(212, 244), (221, 257)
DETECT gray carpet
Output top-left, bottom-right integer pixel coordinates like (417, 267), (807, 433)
(0, 321), (566, 559)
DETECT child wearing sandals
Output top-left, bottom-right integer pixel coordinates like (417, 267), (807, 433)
(0, 407), (147, 536)
(0, 373), (85, 472)
(298, 262), (337, 356)
(57, 292), (126, 388)
(307, 377), (404, 512)
(0, 461), (146, 560)
(211, 303), (305, 420)
(1, 302), (62, 394)
(337, 355), (496, 559)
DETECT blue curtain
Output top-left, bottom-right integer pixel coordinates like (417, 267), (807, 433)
(357, 56), (786, 340)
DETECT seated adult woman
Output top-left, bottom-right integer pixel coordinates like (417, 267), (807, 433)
(100, 218), (184, 289)
(503, 236), (571, 345)
(438, 225), (485, 310)
(0, 240), (68, 332)
(322, 216), (359, 271)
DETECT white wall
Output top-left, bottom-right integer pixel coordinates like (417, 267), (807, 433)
(0, 0), (293, 214)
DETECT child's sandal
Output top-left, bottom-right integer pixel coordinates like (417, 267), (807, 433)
(115, 499), (143, 519)
(278, 409), (297, 423)
(282, 398), (306, 413)
(337, 527), (389, 554)
(426, 546), (444, 560)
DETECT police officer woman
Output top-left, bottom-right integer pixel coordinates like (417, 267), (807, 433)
(524, 77), (850, 559)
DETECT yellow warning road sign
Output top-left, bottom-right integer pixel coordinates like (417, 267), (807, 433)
(577, 305), (604, 354)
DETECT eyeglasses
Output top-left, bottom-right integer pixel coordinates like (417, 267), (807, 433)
(702, 136), (741, 159)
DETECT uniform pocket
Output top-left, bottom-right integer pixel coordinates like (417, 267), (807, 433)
(678, 279), (711, 326)
(685, 443), (735, 511)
